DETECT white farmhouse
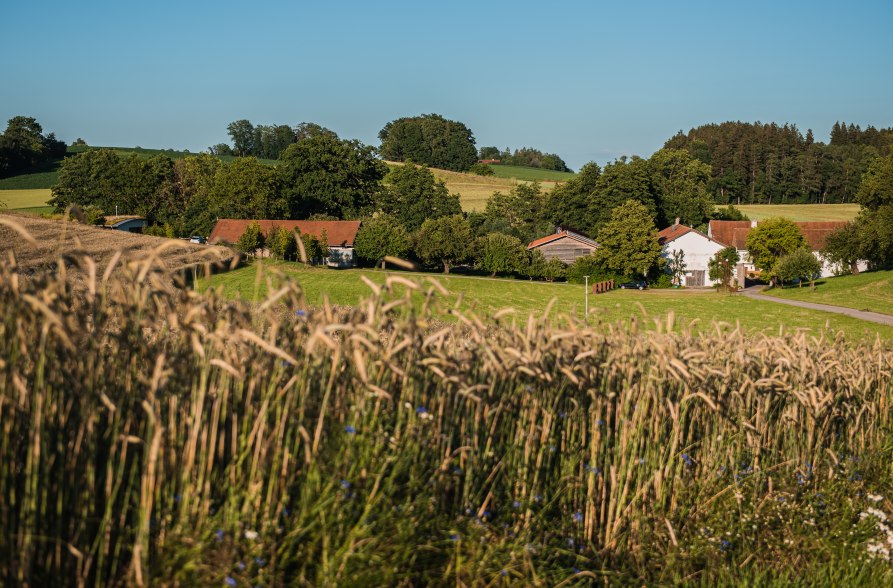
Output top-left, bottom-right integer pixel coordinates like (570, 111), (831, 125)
(658, 221), (727, 286)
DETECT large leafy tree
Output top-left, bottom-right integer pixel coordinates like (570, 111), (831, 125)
(474, 182), (552, 244)
(227, 119), (256, 156)
(414, 214), (473, 273)
(648, 148), (713, 227)
(544, 162), (601, 231)
(586, 157), (656, 234)
(354, 214), (411, 268)
(210, 157), (286, 220)
(775, 248), (822, 288)
(592, 199), (663, 278)
(378, 114), (477, 172)
(708, 246), (740, 292)
(0, 116), (66, 177)
(475, 233), (527, 276)
(380, 163), (461, 231)
(745, 217), (806, 282)
(279, 134), (387, 219)
(856, 153), (893, 211)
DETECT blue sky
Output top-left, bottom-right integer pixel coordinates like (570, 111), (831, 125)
(2, 0), (891, 170)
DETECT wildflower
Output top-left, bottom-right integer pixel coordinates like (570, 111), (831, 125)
(416, 406), (428, 414)
(482, 510), (492, 519)
(236, 562), (246, 571)
(596, 419), (606, 427)
(720, 539), (732, 552)
(452, 466), (462, 474)
(513, 501), (521, 509)
(566, 537), (575, 547)
(254, 557), (266, 568)
(501, 569), (508, 576)
(215, 529), (224, 542)
(449, 534), (460, 541)
(681, 453), (694, 467)
(345, 425), (356, 434)
(572, 567), (581, 574)
(225, 577), (237, 587)
(638, 458), (645, 465)
(340, 479), (351, 489)
(295, 310), (306, 316)
(244, 530), (258, 540)
(174, 494), (182, 503)
(572, 511), (584, 523)
(868, 494), (884, 503)
(535, 495), (543, 502)
(559, 411), (567, 419)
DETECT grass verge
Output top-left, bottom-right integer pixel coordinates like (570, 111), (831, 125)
(765, 270), (893, 315)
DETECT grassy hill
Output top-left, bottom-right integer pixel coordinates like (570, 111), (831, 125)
(765, 269), (893, 315)
(204, 261), (893, 341)
(737, 203), (860, 222)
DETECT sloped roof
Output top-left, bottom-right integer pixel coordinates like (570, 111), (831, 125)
(708, 220), (848, 251)
(657, 223), (694, 245)
(527, 230), (598, 250)
(209, 219), (361, 247)
(103, 215), (146, 227)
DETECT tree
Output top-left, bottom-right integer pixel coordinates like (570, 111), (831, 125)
(476, 182), (552, 244)
(210, 157), (286, 220)
(667, 249), (687, 286)
(592, 199), (663, 278)
(775, 248), (822, 288)
(475, 233), (527, 276)
(586, 157), (656, 234)
(378, 114), (477, 171)
(354, 215), (411, 268)
(0, 116), (66, 178)
(479, 146), (501, 160)
(708, 246), (740, 292)
(648, 148), (713, 227)
(823, 222), (867, 275)
(227, 119), (256, 156)
(856, 153), (893, 210)
(268, 225), (297, 260)
(745, 217), (806, 284)
(544, 162), (601, 231)
(380, 163), (462, 231)
(237, 222), (265, 255)
(414, 214), (473, 273)
(279, 134), (387, 219)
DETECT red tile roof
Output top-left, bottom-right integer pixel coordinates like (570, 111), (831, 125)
(708, 220), (848, 251)
(527, 230), (597, 250)
(657, 224), (694, 244)
(208, 219), (361, 247)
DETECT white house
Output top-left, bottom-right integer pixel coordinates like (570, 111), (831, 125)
(658, 221), (727, 286)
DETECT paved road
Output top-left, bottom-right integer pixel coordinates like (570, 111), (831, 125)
(741, 286), (893, 327)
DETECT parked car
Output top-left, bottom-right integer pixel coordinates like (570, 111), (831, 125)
(189, 235), (206, 244)
(619, 280), (647, 290)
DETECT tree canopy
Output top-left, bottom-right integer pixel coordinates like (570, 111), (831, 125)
(414, 214), (473, 273)
(745, 217), (807, 282)
(378, 114), (477, 172)
(592, 199), (663, 278)
(380, 163), (461, 231)
(0, 116), (66, 178)
(354, 214), (412, 268)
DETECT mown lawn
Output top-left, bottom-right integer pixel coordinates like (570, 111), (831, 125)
(766, 269), (893, 316)
(203, 261), (893, 341)
(0, 189), (52, 208)
(737, 203), (860, 222)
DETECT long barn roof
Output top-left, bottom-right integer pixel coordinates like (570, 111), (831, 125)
(708, 220), (848, 251)
(527, 230), (597, 250)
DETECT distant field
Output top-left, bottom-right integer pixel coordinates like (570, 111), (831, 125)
(738, 203), (859, 222)
(0, 189), (52, 209)
(203, 261), (893, 341)
(766, 269), (893, 315)
(487, 164), (576, 181)
(0, 167), (61, 190)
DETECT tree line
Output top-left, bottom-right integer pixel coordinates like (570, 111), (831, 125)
(665, 121), (893, 205)
(0, 116), (66, 179)
(477, 146), (571, 172)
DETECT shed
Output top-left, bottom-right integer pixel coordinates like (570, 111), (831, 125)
(527, 229), (597, 264)
(104, 216), (148, 233)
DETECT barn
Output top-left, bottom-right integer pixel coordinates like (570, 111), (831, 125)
(527, 229), (598, 264)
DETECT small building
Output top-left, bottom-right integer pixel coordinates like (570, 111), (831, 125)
(208, 219), (361, 268)
(527, 229), (597, 264)
(708, 220), (853, 281)
(104, 216), (148, 233)
(658, 221), (727, 287)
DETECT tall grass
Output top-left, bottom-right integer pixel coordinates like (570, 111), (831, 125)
(1, 222), (893, 585)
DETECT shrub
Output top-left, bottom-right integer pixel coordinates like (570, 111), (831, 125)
(268, 226), (297, 260)
(237, 221), (265, 255)
(354, 215), (411, 268)
(468, 163), (495, 176)
(475, 233), (526, 276)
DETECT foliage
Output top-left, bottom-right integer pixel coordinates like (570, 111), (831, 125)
(5, 246), (893, 585)
(708, 246), (741, 292)
(0, 115), (66, 178)
(210, 156), (286, 221)
(651, 273), (674, 289)
(76, 204), (106, 226)
(856, 153), (893, 211)
(279, 134), (386, 219)
(592, 199), (663, 278)
(565, 254), (614, 284)
(499, 146), (571, 172)
(414, 214), (473, 273)
(666, 249), (687, 286)
(544, 162), (601, 231)
(586, 157), (656, 235)
(298, 231), (328, 264)
(823, 222), (867, 275)
(354, 215), (411, 268)
(775, 247), (823, 288)
(267, 226), (297, 260)
(378, 113), (477, 172)
(475, 182), (552, 244)
(649, 148), (713, 227)
(380, 163), (461, 231)
(745, 217), (807, 282)
(474, 233), (527, 276)
(237, 221), (265, 255)
(710, 204), (750, 221)
(468, 162), (494, 176)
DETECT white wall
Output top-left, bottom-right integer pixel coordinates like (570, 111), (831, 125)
(662, 231), (726, 286)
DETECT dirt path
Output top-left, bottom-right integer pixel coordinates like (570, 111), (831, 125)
(741, 287), (893, 327)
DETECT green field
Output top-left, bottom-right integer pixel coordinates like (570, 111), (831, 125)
(766, 269), (893, 315)
(487, 164), (576, 181)
(0, 189), (52, 209)
(204, 261), (893, 340)
(738, 203), (860, 221)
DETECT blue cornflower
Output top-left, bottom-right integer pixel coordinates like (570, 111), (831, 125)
(452, 466), (462, 474)
(482, 510), (492, 519)
(572, 511), (583, 523)
(572, 567), (581, 574)
(559, 411), (567, 419)
(340, 479), (351, 489)
(254, 557), (266, 568)
(720, 539), (732, 552)
(215, 529), (224, 541)
(513, 501), (521, 509)
(596, 419), (606, 427)
(449, 534), (460, 541)
(416, 406), (428, 414)
(681, 453), (694, 466)
(345, 425), (356, 434)
(501, 569), (508, 576)
(225, 577), (237, 587)
(534, 494), (543, 502)
(296, 310), (306, 316)
(236, 561), (246, 571)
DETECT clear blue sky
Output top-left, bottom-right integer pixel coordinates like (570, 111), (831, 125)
(2, 0), (891, 170)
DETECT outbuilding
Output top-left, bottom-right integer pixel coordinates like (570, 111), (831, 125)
(104, 216), (148, 233)
(526, 229), (597, 264)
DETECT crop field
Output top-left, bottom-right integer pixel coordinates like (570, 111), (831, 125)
(3, 233), (893, 585)
(766, 269), (893, 316)
(203, 262), (893, 341)
(428, 167), (563, 212)
(738, 203), (860, 222)
(0, 188), (52, 209)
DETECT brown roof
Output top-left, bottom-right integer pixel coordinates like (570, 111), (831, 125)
(208, 219), (361, 247)
(657, 223), (694, 244)
(708, 220), (848, 251)
(527, 230), (597, 250)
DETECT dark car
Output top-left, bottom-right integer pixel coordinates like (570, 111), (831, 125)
(189, 235), (206, 244)
(619, 280), (647, 290)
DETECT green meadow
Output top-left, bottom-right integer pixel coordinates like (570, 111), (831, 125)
(766, 269), (893, 316)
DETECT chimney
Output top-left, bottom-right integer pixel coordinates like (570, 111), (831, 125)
(751, 220), (758, 228)
(674, 217), (680, 227)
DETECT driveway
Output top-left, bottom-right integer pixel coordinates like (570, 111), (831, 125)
(740, 286), (893, 327)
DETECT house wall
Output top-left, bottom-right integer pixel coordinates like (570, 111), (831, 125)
(327, 247), (355, 268)
(662, 231), (726, 286)
(536, 237), (596, 264)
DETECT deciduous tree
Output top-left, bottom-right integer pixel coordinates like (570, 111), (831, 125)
(745, 217), (806, 283)
(592, 199), (663, 278)
(380, 163), (461, 231)
(475, 233), (527, 276)
(414, 214), (473, 273)
(354, 215), (411, 268)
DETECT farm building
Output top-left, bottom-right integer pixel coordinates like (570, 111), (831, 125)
(103, 216), (148, 233)
(708, 220), (854, 281)
(658, 221), (727, 287)
(208, 219), (361, 268)
(527, 229), (597, 264)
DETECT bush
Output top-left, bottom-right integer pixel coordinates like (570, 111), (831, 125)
(237, 221), (265, 255)
(468, 163), (495, 176)
(566, 254), (618, 284)
(475, 233), (526, 276)
(268, 226), (297, 260)
(651, 273), (674, 289)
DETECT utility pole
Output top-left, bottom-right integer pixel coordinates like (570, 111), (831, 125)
(584, 275), (590, 324)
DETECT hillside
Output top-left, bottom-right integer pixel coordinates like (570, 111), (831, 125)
(766, 269), (893, 315)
